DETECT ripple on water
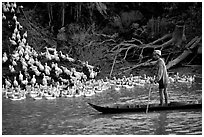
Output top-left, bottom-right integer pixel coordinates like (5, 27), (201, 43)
(2, 82), (202, 135)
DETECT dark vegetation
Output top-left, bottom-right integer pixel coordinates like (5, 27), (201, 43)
(2, 2), (202, 79)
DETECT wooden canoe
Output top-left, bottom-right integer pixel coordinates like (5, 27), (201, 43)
(88, 102), (202, 114)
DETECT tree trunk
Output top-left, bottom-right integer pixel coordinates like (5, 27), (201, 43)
(62, 2), (65, 27)
(47, 3), (53, 27)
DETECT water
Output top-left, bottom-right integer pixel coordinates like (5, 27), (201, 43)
(2, 82), (202, 135)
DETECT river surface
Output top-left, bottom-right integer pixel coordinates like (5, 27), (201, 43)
(2, 82), (202, 135)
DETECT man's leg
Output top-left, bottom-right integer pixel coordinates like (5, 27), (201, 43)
(159, 88), (164, 105)
(163, 87), (168, 105)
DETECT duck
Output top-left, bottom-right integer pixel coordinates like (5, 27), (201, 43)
(21, 58), (28, 67)
(11, 7), (15, 13)
(85, 61), (94, 70)
(31, 75), (36, 87)
(22, 64), (28, 72)
(30, 64), (38, 72)
(32, 50), (38, 58)
(187, 75), (195, 83)
(28, 57), (35, 65)
(12, 14), (17, 21)
(89, 68), (97, 79)
(59, 77), (69, 84)
(2, 52), (8, 63)
(42, 74), (48, 86)
(24, 53), (30, 61)
(23, 31), (27, 38)
(65, 54), (75, 62)
(3, 4), (8, 12)
(19, 24), (23, 30)
(59, 51), (66, 60)
(12, 59), (17, 66)
(21, 78), (28, 86)
(12, 50), (20, 61)
(15, 20), (20, 26)
(18, 48), (24, 57)
(38, 62), (45, 72)
(12, 33), (17, 40)
(9, 65), (15, 73)
(168, 76), (175, 83)
(45, 46), (56, 52)
(9, 37), (17, 46)
(6, 2), (11, 8)
(34, 70), (41, 76)
(19, 5), (23, 9)
(2, 13), (6, 20)
(13, 76), (18, 87)
(5, 78), (12, 88)
(44, 63), (51, 75)
(14, 24), (18, 34)
(53, 51), (60, 61)
(72, 68), (83, 80)
(16, 31), (21, 40)
(13, 2), (17, 8)
(51, 62), (55, 69)
(45, 50), (52, 61)
(61, 66), (71, 75)
(22, 36), (26, 44)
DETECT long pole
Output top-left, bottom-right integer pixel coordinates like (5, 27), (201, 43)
(146, 83), (152, 113)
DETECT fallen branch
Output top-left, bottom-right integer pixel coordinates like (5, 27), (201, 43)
(148, 33), (172, 45)
(166, 36), (201, 69)
(122, 59), (156, 73)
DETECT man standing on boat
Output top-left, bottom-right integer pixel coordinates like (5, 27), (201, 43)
(151, 50), (169, 106)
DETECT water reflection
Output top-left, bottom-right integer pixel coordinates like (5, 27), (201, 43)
(154, 112), (168, 135)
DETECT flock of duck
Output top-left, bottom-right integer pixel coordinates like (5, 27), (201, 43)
(2, 2), (196, 101)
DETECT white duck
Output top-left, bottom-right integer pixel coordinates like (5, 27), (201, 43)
(19, 71), (24, 82)
(42, 74), (48, 86)
(6, 2), (11, 8)
(14, 24), (18, 34)
(3, 4), (8, 13)
(12, 14), (17, 21)
(12, 33), (16, 40)
(45, 46), (56, 52)
(66, 54), (75, 62)
(11, 7), (15, 13)
(31, 75), (36, 86)
(3, 52), (8, 63)
(22, 36), (26, 44)
(19, 24), (23, 30)
(5, 78), (12, 88)
(90, 68), (97, 79)
(23, 31), (27, 38)
(45, 50), (52, 61)
(2, 13), (6, 20)
(24, 53), (30, 61)
(22, 78), (28, 86)
(59, 51), (66, 60)
(35, 70), (41, 76)
(38, 62), (45, 72)
(61, 66), (71, 75)
(9, 37), (17, 46)
(13, 76), (18, 87)
(44, 63), (51, 75)
(16, 31), (21, 40)
(13, 2), (17, 8)
(9, 65), (15, 73)
(12, 59), (17, 66)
